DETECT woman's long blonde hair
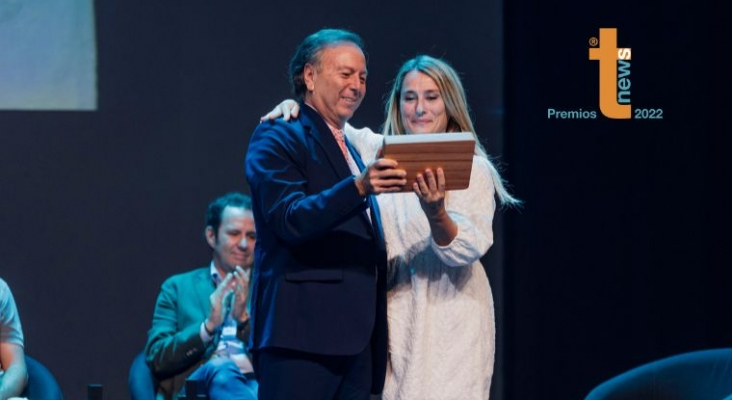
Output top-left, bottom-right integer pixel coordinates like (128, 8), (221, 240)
(382, 55), (521, 207)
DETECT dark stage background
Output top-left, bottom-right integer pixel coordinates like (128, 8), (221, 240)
(0, 1), (715, 400)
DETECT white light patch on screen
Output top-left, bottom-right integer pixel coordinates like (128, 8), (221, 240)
(0, 0), (97, 110)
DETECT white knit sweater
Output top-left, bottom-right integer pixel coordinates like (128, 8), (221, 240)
(347, 125), (497, 400)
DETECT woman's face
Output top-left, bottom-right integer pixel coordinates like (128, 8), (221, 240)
(399, 70), (448, 134)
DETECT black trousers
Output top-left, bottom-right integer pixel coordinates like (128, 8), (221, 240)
(255, 344), (372, 400)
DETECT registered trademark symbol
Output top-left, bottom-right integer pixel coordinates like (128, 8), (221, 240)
(589, 37), (598, 46)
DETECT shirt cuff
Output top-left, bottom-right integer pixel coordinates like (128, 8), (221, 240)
(200, 321), (214, 343)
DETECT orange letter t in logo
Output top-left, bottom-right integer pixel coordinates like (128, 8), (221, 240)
(589, 28), (632, 119)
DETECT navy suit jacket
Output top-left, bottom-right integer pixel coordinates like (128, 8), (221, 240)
(245, 104), (387, 388)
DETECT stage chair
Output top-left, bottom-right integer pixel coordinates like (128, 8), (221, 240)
(585, 348), (732, 400)
(128, 351), (157, 400)
(21, 355), (64, 400)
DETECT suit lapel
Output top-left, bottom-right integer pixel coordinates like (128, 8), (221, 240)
(193, 268), (214, 318)
(299, 103), (375, 233)
(193, 268), (219, 354)
(300, 104), (353, 180)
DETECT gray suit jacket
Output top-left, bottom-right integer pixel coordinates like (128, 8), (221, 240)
(144, 267), (250, 400)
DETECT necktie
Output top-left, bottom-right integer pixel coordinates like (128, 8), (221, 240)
(344, 137), (387, 268)
(333, 128), (349, 160)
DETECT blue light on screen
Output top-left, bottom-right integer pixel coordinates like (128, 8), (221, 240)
(0, 0), (97, 111)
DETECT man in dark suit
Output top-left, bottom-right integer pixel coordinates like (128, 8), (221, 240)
(145, 192), (258, 400)
(245, 28), (407, 400)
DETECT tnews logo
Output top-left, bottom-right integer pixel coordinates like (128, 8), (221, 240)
(547, 28), (663, 121)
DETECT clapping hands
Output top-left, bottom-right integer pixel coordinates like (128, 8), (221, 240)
(205, 266), (251, 333)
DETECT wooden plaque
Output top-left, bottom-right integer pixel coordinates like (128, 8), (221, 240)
(382, 132), (475, 192)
